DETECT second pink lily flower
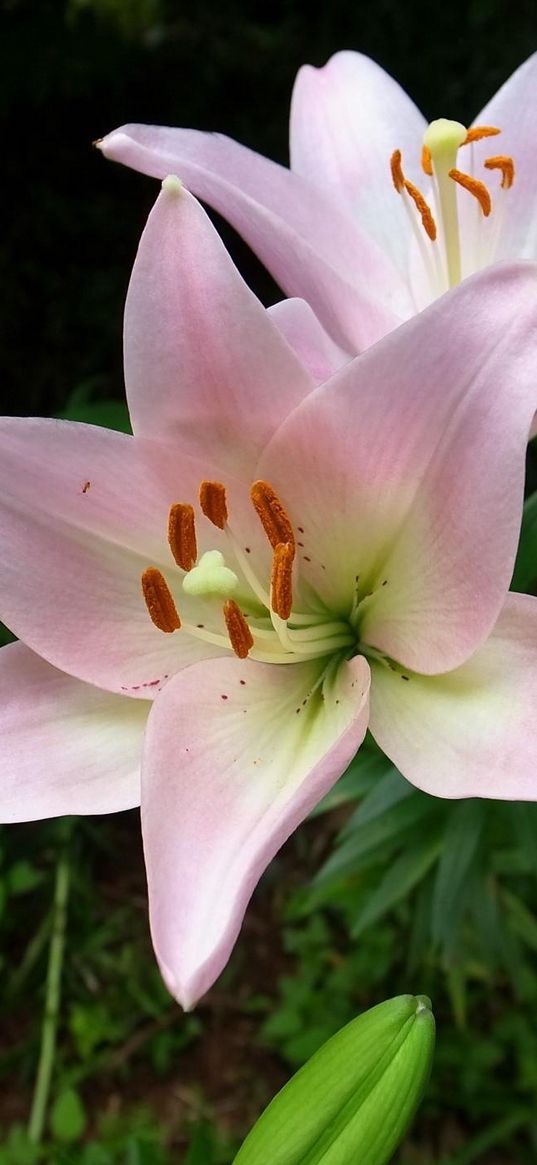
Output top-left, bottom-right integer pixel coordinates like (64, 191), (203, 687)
(1, 181), (537, 1011)
(99, 51), (537, 362)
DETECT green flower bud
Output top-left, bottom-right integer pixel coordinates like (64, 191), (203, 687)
(233, 994), (435, 1165)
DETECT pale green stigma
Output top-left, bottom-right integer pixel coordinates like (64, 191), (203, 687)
(423, 118), (467, 159)
(182, 550), (239, 599)
(161, 174), (183, 196)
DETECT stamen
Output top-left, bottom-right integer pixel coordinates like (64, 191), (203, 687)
(403, 180), (437, 241)
(449, 169), (492, 216)
(463, 125), (501, 145)
(271, 542), (294, 620)
(251, 481), (295, 552)
(390, 149), (405, 192)
(168, 503), (197, 571)
(484, 155), (515, 189)
(421, 145), (433, 176)
(141, 567), (181, 633)
(223, 600), (254, 659)
(199, 480), (228, 529)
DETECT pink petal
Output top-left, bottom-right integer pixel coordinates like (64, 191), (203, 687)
(369, 593), (537, 799)
(141, 654), (370, 1008)
(0, 419), (232, 693)
(257, 264), (537, 674)
(99, 126), (406, 351)
(0, 642), (147, 821)
(267, 298), (351, 384)
(470, 53), (537, 262)
(125, 182), (314, 475)
(290, 51), (427, 273)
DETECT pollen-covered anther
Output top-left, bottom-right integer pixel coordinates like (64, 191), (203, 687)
(390, 149), (405, 192)
(484, 155), (515, 189)
(223, 600), (254, 659)
(251, 480), (295, 552)
(271, 542), (294, 621)
(463, 124), (501, 145)
(403, 180), (437, 241)
(142, 567), (181, 633)
(421, 144), (433, 176)
(168, 503), (197, 571)
(199, 480), (228, 529)
(449, 168), (492, 216)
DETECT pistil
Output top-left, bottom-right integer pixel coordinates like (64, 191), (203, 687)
(423, 119), (467, 285)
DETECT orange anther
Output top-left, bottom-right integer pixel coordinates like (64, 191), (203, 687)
(421, 144), (433, 176)
(271, 542), (294, 621)
(199, 480), (228, 529)
(403, 179), (437, 241)
(250, 481), (295, 552)
(463, 125), (501, 145)
(141, 567), (181, 633)
(390, 149), (405, 192)
(484, 155), (515, 189)
(223, 600), (254, 659)
(168, 503), (197, 571)
(449, 168), (492, 216)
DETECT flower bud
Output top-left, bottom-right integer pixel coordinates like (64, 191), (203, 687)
(233, 994), (435, 1165)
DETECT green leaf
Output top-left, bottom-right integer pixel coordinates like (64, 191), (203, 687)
(6, 860), (44, 896)
(502, 888), (537, 952)
(50, 1088), (87, 1143)
(315, 794), (438, 890)
(351, 833), (443, 937)
(511, 490), (537, 593)
(57, 399), (132, 434)
(431, 801), (485, 948)
(183, 1122), (215, 1164)
(0, 1126), (39, 1165)
(339, 765), (414, 838)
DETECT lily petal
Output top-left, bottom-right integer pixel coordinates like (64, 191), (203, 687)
(141, 654), (370, 1008)
(0, 641), (147, 821)
(258, 265), (537, 673)
(125, 182), (314, 475)
(290, 51), (427, 274)
(471, 52), (537, 262)
(99, 126), (406, 351)
(369, 593), (537, 799)
(267, 298), (351, 384)
(0, 419), (232, 693)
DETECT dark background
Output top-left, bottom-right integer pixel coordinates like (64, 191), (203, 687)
(2, 0), (537, 419)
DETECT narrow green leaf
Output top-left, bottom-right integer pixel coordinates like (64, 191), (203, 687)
(50, 1088), (86, 1143)
(351, 834), (443, 937)
(315, 796), (439, 889)
(431, 801), (485, 947)
(339, 765), (414, 838)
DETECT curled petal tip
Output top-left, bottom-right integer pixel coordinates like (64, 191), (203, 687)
(161, 174), (184, 196)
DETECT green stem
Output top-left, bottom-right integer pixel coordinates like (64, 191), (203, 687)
(28, 848), (70, 1145)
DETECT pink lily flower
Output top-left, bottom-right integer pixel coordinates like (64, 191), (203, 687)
(99, 51), (537, 363)
(2, 180), (537, 1010)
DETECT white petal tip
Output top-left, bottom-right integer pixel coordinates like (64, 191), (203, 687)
(161, 174), (184, 196)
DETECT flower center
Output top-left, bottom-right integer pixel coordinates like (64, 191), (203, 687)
(390, 119), (515, 295)
(141, 479), (356, 666)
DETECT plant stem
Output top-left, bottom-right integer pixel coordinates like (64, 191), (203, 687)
(28, 848), (70, 1144)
